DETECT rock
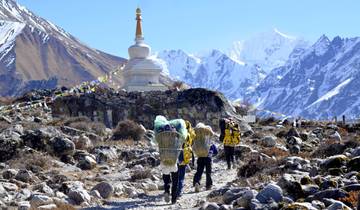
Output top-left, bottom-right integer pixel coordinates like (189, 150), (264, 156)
(319, 143), (346, 156)
(203, 202), (220, 210)
(302, 185), (319, 197)
(261, 136), (277, 147)
(320, 155), (348, 170)
(74, 135), (93, 150)
(91, 181), (114, 199)
(306, 189), (348, 202)
(37, 204), (57, 210)
(342, 184), (360, 192)
(329, 131), (342, 142)
(1, 181), (18, 191)
(18, 201), (31, 210)
(223, 188), (249, 204)
(48, 136), (75, 157)
(77, 155), (97, 170)
(93, 146), (118, 163)
(328, 168), (344, 176)
(208, 187), (230, 198)
(14, 189), (32, 201)
(249, 199), (263, 210)
(282, 202), (318, 210)
(351, 146), (360, 157)
(277, 174), (304, 200)
(90, 190), (102, 199)
(2, 169), (17, 179)
(256, 183), (283, 203)
(287, 127), (300, 138)
(0, 135), (22, 162)
(0, 183), (7, 197)
(320, 179), (338, 190)
(15, 169), (33, 183)
(21, 129), (51, 151)
(30, 194), (53, 207)
(347, 156), (360, 172)
(327, 200), (352, 210)
(33, 183), (54, 197)
(68, 187), (91, 205)
(286, 136), (302, 145)
(236, 190), (257, 209)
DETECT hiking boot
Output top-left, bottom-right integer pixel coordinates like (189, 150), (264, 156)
(206, 185), (212, 190)
(164, 192), (170, 203)
(227, 165), (231, 170)
(171, 198), (177, 204)
(195, 183), (200, 193)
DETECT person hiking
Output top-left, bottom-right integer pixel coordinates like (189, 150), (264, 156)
(154, 116), (188, 204)
(220, 118), (240, 169)
(177, 120), (195, 197)
(192, 123), (218, 192)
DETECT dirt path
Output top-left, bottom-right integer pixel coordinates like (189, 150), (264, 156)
(93, 160), (237, 210)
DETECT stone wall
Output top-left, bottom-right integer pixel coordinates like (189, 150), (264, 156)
(51, 88), (239, 130)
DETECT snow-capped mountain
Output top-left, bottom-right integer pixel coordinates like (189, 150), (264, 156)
(158, 49), (266, 100)
(0, 0), (126, 96)
(248, 35), (360, 119)
(228, 29), (308, 73)
(158, 29), (306, 100)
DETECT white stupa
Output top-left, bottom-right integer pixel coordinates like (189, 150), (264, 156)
(122, 8), (167, 92)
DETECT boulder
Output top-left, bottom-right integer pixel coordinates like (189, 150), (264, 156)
(15, 169), (33, 183)
(223, 188), (249, 204)
(48, 136), (75, 157)
(277, 174), (304, 200)
(73, 135), (93, 151)
(77, 155), (97, 170)
(347, 156), (360, 172)
(91, 181), (114, 199)
(2, 169), (17, 179)
(29, 194), (53, 207)
(18, 201), (31, 210)
(327, 200), (352, 210)
(261, 136), (277, 147)
(67, 187), (91, 205)
(21, 129), (51, 151)
(0, 135), (22, 162)
(0, 184), (7, 197)
(256, 183), (283, 204)
(320, 155), (348, 170)
(236, 190), (257, 209)
(306, 189), (348, 202)
(203, 202), (220, 210)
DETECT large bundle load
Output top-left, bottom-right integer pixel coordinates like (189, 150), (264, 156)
(192, 123), (215, 157)
(154, 116), (187, 172)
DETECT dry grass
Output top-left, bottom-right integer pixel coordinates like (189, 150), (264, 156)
(8, 152), (53, 171)
(112, 120), (145, 141)
(261, 147), (290, 159)
(339, 191), (359, 208)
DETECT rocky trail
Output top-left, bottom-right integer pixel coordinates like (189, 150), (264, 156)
(87, 158), (237, 210)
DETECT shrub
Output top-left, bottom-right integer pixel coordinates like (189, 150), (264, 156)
(8, 152), (51, 171)
(339, 191), (359, 208)
(112, 120), (145, 141)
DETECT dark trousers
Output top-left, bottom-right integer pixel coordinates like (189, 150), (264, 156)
(193, 157), (212, 187)
(163, 171), (179, 202)
(224, 146), (235, 168)
(177, 165), (186, 196)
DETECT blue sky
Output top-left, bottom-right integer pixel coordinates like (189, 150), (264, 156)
(18, 0), (360, 58)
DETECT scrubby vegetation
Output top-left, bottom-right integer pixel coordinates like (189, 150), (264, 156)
(112, 120), (145, 141)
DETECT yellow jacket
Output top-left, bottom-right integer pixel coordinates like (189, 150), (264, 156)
(180, 121), (195, 165)
(223, 122), (240, 146)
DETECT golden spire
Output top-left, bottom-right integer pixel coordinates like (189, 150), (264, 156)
(135, 7), (143, 40)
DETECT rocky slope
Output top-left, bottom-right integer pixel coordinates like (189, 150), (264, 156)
(0, 0), (126, 97)
(248, 35), (360, 120)
(1, 87), (360, 209)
